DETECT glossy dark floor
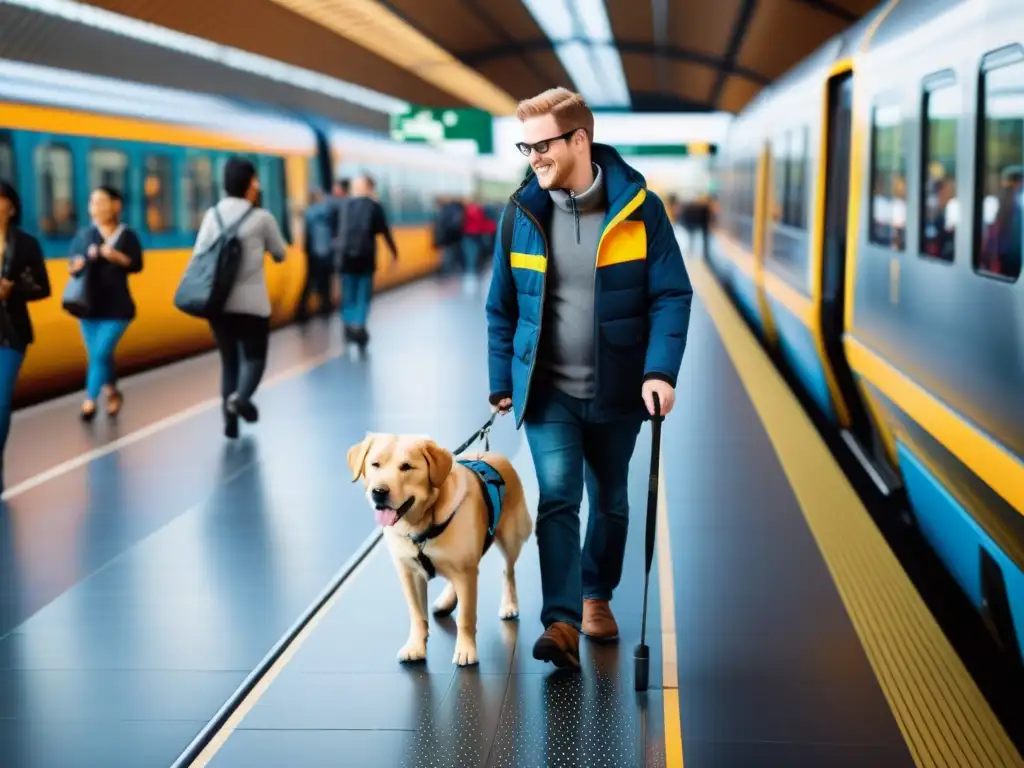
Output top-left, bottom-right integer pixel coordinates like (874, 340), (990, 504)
(0, 269), (917, 767)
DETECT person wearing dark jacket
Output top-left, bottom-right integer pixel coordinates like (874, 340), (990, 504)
(0, 180), (51, 494)
(336, 173), (397, 351)
(67, 186), (143, 421)
(486, 88), (692, 670)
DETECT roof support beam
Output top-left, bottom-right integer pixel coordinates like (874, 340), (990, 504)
(710, 0), (757, 108)
(461, 39), (771, 86)
(791, 0), (859, 23)
(457, 0), (553, 98)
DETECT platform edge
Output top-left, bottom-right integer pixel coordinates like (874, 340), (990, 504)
(170, 526), (384, 768)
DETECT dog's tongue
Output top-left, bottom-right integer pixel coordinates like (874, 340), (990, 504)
(375, 507), (399, 527)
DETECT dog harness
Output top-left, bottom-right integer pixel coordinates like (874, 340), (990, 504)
(409, 458), (506, 580)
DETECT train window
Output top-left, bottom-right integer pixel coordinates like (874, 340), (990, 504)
(88, 148), (129, 203)
(0, 131), (14, 186)
(771, 135), (788, 224)
(184, 155), (215, 231)
(786, 128), (808, 229)
(34, 142), (77, 238)
(920, 78), (959, 262)
(144, 154), (174, 233)
(975, 54), (1023, 281)
(261, 155), (291, 243)
(868, 103), (906, 251)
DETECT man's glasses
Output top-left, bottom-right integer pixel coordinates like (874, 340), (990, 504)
(515, 128), (581, 157)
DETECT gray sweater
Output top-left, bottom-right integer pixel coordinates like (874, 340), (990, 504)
(536, 163), (606, 399)
(191, 197), (288, 317)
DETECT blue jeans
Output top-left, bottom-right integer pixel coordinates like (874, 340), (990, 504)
(0, 347), (24, 491)
(523, 383), (643, 630)
(79, 319), (130, 400)
(340, 273), (374, 327)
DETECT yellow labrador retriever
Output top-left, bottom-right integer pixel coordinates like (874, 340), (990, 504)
(347, 433), (533, 667)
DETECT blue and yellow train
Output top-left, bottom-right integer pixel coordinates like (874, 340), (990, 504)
(711, 0), (1024, 665)
(0, 59), (498, 405)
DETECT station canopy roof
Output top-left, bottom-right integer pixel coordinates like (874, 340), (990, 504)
(69, 0), (876, 115)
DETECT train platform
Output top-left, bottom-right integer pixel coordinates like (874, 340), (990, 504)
(1, 256), (1020, 768)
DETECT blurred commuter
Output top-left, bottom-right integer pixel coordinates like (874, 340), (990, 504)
(486, 87), (692, 669)
(462, 199), (494, 272)
(193, 157), (287, 439)
(67, 186), (143, 422)
(0, 181), (50, 494)
(433, 196), (464, 275)
(693, 194), (712, 258)
(332, 176), (350, 202)
(296, 188), (336, 322)
(461, 199), (494, 292)
(336, 173), (397, 352)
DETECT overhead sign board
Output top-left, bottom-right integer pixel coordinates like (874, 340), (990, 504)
(391, 107), (494, 154)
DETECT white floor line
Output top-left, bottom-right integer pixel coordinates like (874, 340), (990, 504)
(1, 345), (341, 502)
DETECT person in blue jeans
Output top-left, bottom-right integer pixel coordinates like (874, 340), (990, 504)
(486, 87), (692, 670)
(67, 186), (143, 421)
(0, 180), (51, 495)
(336, 174), (397, 352)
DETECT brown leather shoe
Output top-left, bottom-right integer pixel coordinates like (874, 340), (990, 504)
(582, 599), (619, 642)
(532, 622), (580, 669)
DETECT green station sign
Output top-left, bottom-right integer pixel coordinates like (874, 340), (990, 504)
(391, 107), (494, 154)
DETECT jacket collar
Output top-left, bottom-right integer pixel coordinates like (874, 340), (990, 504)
(513, 143), (646, 226)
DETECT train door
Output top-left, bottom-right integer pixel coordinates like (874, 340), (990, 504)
(818, 71), (879, 472)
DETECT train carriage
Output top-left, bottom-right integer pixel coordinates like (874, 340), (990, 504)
(712, 0), (1024, 666)
(0, 60), (498, 406)
(0, 60), (315, 404)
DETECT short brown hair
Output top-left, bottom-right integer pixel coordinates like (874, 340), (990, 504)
(516, 87), (594, 141)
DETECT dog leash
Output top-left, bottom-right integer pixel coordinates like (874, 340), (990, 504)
(452, 411), (499, 455)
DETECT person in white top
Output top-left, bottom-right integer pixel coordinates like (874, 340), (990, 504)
(191, 156), (287, 439)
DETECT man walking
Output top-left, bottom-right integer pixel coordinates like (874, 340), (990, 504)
(485, 87), (693, 670)
(296, 188), (337, 322)
(336, 173), (397, 352)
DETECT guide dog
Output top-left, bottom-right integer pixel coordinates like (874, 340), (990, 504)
(347, 433), (533, 666)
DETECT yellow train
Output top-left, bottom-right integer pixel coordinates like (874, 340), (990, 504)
(712, 0), (1024, 667)
(0, 60), (489, 406)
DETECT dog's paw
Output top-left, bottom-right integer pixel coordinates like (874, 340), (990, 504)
(398, 641), (427, 663)
(499, 601), (519, 620)
(452, 641), (478, 667)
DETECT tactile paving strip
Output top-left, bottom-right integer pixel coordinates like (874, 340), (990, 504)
(486, 664), (666, 767)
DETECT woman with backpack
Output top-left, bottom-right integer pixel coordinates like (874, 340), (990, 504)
(191, 156), (287, 438)
(0, 180), (50, 494)
(67, 185), (143, 422)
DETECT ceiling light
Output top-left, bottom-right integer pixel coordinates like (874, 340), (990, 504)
(590, 43), (630, 106)
(266, 0), (518, 115)
(522, 0), (630, 108)
(554, 41), (608, 106)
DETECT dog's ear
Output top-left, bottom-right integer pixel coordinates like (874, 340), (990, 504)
(347, 433), (375, 483)
(420, 439), (453, 489)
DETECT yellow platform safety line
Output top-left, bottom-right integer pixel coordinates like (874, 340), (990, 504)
(689, 256), (1024, 768)
(657, 452), (684, 767)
